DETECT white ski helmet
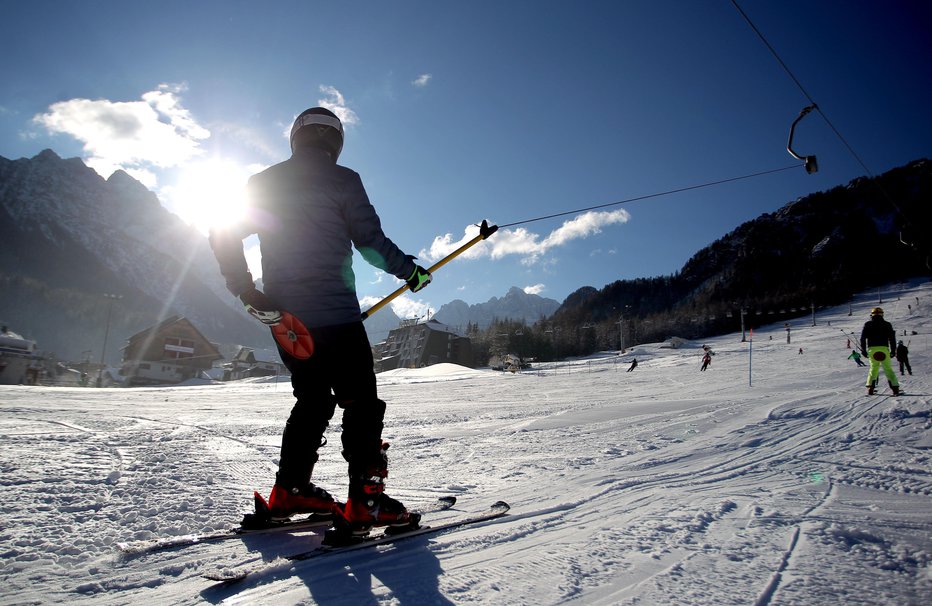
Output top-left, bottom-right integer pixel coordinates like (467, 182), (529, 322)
(290, 107), (344, 160)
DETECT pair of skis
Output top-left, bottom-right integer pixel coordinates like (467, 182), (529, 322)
(116, 495), (459, 557)
(205, 500), (510, 585)
(116, 496), (510, 586)
(115, 510), (336, 556)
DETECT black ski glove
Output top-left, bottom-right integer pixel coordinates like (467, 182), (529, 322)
(239, 288), (282, 326)
(406, 265), (432, 293)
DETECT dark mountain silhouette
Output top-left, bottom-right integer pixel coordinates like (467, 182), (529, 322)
(544, 158), (931, 353)
(0, 150), (268, 364)
(2, 150), (928, 368)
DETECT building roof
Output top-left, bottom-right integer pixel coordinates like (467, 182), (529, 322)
(233, 347), (283, 365)
(121, 315), (222, 361)
(419, 318), (464, 337)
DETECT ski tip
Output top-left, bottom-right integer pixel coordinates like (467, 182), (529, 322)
(205, 570), (248, 584)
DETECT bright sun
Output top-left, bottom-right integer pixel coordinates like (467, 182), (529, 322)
(169, 158), (252, 234)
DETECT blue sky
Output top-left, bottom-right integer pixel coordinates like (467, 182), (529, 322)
(1, 1), (930, 320)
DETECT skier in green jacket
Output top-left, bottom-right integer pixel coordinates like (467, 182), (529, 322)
(847, 350), (866, 367)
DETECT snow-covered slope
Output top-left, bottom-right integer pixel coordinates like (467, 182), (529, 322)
(1, 282), (930, 605)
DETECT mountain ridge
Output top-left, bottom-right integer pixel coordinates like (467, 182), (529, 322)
(547, 158), (931, 351)
(0, 150), (266, 363)
(433, 286), (560, 331)
(1, 150), (929, 365)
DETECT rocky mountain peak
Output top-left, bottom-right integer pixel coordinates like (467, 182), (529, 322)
(433, 287), (560, 330)
(0, 150), (267, 362)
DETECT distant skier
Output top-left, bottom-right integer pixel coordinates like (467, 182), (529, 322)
(626, 358), (638, 372)
(848, 351), (866, 367)
(895, 340), (912, 376)
(859, 307), (899, 395)
(700, 351), (712, 371)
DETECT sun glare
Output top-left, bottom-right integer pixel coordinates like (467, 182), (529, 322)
(169, 159), (251, 234)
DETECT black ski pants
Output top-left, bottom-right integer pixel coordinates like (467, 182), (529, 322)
(899, 357), (912, 375)
(276, 321), (386, 489)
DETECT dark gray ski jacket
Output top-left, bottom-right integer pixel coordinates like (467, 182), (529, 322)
(859, 316), (896, 352)
(210, 147), (416, 329)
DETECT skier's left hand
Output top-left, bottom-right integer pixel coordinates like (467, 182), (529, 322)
(239, 288), (283, 326)
(406, 265), (432, 293)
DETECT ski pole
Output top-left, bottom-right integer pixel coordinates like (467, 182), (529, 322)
(361, 219), (499, 320)
(839, 327), (866, 356)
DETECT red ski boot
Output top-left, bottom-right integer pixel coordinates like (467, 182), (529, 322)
(267, 482), (336, 520)
(334, 442), (416, 536)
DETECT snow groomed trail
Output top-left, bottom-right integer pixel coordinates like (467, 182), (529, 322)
(1, 282), (930, 605)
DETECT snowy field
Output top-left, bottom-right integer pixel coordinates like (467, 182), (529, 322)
(2, 282), (931, 606)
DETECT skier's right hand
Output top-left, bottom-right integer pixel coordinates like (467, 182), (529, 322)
(239, 288), (283, 326)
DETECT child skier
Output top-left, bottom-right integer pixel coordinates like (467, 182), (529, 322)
(895, 340), (912, 376)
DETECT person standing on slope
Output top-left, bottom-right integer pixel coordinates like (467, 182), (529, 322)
(859, 307), (899, 395)
(895, 340), (912, 376)
(209, 107), (432, 534)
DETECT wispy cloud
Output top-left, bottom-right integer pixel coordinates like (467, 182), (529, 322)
(524, 284), (546, 295)
(317, 85), (359, 126)
(590, 247), (618, 257)
(390, 297), (433, 320)
(211, 121), (280, 161)
(419, 209), (631, 265)
(32, 83), (209, 184)
(359, 295), (432, 320)
(412, 74), (432, 88)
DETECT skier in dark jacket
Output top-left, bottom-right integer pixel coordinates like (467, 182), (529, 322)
(895, 340), (912, 376)
(859, 307), (899, 395)
(209, 107), (432, 534)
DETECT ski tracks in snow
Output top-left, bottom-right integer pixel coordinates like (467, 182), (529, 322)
(2, 284), (932, 605)
(430, 365), (930, 605)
